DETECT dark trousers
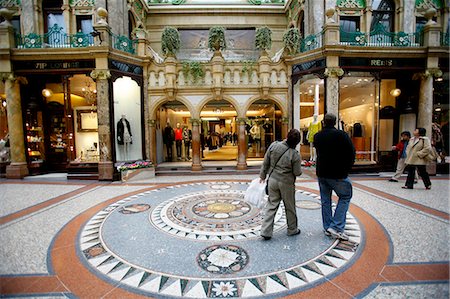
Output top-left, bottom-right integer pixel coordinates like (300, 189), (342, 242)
(166, 143), (173, 161)
(405, 165), (431, 188)
(176, 140), (182, 158)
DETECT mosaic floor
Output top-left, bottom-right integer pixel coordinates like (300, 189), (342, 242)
(1, 174), (448, 298)
(79, 182), (361, 298)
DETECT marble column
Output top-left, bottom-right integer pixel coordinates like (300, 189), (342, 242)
(191, 119), (202, 171)
(237, 118), (247, 170)
(91, 69), (113, 180)
(324, 67), (343, 122)
(293, 80), (300, 131)
(149, 120), (157, 165)
(417, 69), (442, 137)
(282, 117), (289, 140)
(4, 75), (29, 178)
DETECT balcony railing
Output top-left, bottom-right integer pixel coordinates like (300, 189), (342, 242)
(340, 23), (422, 47)
(15, 24), (94, 49)
(111, 33), (137, 54)
(300, 32), (323, 53)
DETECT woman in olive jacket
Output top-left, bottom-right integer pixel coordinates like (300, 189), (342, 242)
(403, 127), (432, 189)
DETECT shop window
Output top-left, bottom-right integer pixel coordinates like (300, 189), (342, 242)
(76, 15), (93, 34)
(43, 0), (65, 34)
(340, 16), (360, 42)
(339, 75), (378, 163)
(371, 0), (395, 32)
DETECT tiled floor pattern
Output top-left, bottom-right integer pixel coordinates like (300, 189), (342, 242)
(0, 174), (448, 298)
(78, 182), (361, 298)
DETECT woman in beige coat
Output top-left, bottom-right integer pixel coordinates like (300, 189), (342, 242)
(403, 127), (432, 189)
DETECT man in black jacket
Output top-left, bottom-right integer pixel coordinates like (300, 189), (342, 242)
(314, 113), (355, 241)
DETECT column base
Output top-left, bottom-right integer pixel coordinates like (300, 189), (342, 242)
(6, 162), (29, 179)
(191, 163), (202, 171)
(98, 161), (114, 181)
(237, 162), (247, 170)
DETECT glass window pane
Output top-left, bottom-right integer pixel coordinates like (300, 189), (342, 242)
(47, 13), (66, 32)
(80, 18), (93, 34)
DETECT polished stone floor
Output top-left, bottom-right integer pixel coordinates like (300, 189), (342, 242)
(0, 169), (448, 298)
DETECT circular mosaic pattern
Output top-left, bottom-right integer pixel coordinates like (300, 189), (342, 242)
(150, 189), (285, 239)
(78, 182), (363, 298)
(119, 204), (150, 214)
(197, 245), (249, 274)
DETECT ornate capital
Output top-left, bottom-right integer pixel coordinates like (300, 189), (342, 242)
(237, 118), (248, 125)
(324, 67), (344, 78)
(90, 69), (111, 80)
(281, 117), (290, 124)
(0, 72), (27, 84)
(189, 118), (202, 125)
(148, 119), (156, 127)
(413, 68), (443, 80)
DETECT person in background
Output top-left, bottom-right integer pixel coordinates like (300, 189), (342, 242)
(403, 127), (432, 190)
(314, 113), (355, 241)
(389, 131), (417, 183)
(183, 125), (192, 161)
(163, 122), (174, 162)
(259, 129), (302, 240)
(174, 123), (183, 160)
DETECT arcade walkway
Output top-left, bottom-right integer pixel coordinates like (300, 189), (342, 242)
(0, 169), (448, 298)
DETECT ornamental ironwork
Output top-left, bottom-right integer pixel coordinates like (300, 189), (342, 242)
(69, 0), (95, 6)
(0, 0), (20, 8)
(337, 0), (366, 9)
(415, 0), (443, 10)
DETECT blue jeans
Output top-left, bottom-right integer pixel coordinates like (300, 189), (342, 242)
(318, 177), (353, 232)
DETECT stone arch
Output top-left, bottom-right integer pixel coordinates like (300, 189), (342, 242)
(149, 95), (196, 120)
(243, 95), (287, 118)
(197, 95), (242, 119)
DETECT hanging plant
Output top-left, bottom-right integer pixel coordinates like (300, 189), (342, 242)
(283, 27), (300, 55)
(182, 61), (205, 83)
(208, 26), (227, 51)
(255, 26), (272, 51)
(161, 26), (181, 57)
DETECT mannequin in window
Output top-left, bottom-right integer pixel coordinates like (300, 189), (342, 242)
(262, 118), (273, 150)
(117, 114), (132, 160)
(250, 121), (261, 156)
(307, 115), (322, 162)
(182, 125), (192, 161)
(174, 122), (183, 160)
(163, 122), (174, 161)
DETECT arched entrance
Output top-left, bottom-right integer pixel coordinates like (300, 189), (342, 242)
(155, 99), (192, 164)
(199, 99), (238, 161)
(245, 99), (283, 159)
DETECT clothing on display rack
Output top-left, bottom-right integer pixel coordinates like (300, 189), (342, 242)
(163, 122), (174, 161)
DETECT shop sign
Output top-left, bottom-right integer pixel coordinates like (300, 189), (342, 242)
(14, 60), (95, 71)
(340, 57), (426, 69)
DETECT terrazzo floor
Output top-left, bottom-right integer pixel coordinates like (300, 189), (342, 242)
(0, 170), (448, 298)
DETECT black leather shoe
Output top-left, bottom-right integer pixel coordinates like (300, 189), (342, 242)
(402, 186), (413, 189)
(262, 236), (271, 241)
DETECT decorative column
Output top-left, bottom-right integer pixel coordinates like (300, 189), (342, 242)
(236, 118), (247, 170)
(149, 119), (157, 165)
(324, 67), (343, 120)
(91, 69), (113, 180)
(322, 9), (340, 46)
(258, 51), (271, 97)
(190, 118), (202, 171)
(416, 68), (442, 137)
(3, 74), (29, 178)
(281, 117), (289, 140)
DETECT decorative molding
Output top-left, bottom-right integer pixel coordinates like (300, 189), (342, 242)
(148, 119), (156, 126)
(0, 0), (20, 9)
(189, 118), (202, 125)
(0, 72), (27, 84)
(415, 0), (443, 10)
(281, 117), (290, 124)
(337, 0), (365, 9)
(69, 0), (95, 7)
(324, 67), (344, 78)
(90, 69), (111, 80)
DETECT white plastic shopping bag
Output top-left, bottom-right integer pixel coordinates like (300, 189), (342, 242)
(244, 178), (268, 209)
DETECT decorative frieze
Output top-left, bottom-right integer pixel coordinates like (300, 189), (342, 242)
(337, 0), (365, 9)
(69, 0), (95, 7)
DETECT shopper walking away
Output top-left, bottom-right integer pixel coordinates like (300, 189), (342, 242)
(259, 129), (302, 240)
(403, 127), (432, 190)
(314, 113), (355, 241)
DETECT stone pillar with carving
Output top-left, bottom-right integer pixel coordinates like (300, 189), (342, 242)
(237, 118), (248, 170)
(92, 8), (111, 47)
(164, 55), (177, 100)
(322, 8), (340, 46)
(422, 8), (441, 48)
(324, 67), (343, 120)
(416, 68), (442, 136)
(148, 119), (157, 165)
(3, 74), (29, 178)
(258, 51), (271, 97)
(281, 117), (289, 140)
(211, 51), (224, 100)
(91, 69), (113, 180)
(190, 118), (202, 171)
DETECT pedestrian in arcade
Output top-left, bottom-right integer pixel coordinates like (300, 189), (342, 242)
(314, 113), (355, 241)
(389, 131), (417, 183)
(259, 129), (302, 240)
(402, 127), (433, 190)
